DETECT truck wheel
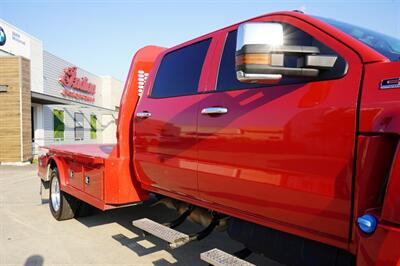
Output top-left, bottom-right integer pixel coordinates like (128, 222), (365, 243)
(49, 168), (78, 221)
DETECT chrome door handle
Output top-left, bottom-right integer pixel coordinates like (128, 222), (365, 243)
(136, 111), (152, 118)
(201, 107), (228, 115)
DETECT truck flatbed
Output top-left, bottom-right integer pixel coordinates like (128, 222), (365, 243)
(39, 143), (147, 211)
(43, 144), (115, 159)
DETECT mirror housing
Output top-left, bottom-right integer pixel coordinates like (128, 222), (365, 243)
(235, 22), (338, 83)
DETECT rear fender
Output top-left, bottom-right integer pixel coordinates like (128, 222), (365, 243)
(47, 156), (69, 188)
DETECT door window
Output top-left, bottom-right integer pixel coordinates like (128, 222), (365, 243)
(217, 25), (347, 92)
(151, 38), (211, 98)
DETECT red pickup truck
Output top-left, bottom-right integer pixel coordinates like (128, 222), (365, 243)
(38, 11), (400, 266)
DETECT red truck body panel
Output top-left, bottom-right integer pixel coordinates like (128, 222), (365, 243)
(39, 11), (400, 265)
(197, 15), (363, 245)
(357, 224), (400, 265)
(382, 144), (400, 225)
(359, 61), (400, 134)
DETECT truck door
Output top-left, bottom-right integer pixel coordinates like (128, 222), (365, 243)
(196, 17), (363, 242)
(134, 38), (211, 197)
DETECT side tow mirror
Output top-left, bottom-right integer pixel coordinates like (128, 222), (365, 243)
(235, 22), (338, 83)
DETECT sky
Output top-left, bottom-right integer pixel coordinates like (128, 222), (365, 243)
(0, 0), (399, 82)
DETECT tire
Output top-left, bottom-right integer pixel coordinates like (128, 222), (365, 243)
(49, 168), (79, 221)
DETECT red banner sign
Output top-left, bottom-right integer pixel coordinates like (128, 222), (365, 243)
(59, 67), (96, 102)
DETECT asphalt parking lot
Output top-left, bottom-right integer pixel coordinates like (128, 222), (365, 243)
(0, 164), (281, 266)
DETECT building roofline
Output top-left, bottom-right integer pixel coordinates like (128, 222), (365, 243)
(44, 50), (123, 82)
(0, 18), (43, 43)
(32, 91), (117, 112)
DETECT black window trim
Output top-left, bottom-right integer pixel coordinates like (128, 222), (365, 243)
(148, 37), (212, 99)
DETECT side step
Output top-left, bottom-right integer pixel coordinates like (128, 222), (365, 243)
(200, 248), (255, 266)
(132, 218), (190, 249)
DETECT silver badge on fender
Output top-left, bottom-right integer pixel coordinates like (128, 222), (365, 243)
(380, 77), (400, 89)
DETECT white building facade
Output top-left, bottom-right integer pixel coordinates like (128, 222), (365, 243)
(0, 18), (123, 161)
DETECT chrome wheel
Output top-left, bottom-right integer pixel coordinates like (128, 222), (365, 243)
(51, 176), (60, 212)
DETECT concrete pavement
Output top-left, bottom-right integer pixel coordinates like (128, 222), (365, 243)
(0, 165), (280, 266)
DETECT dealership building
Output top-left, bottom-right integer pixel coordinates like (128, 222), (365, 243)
(0, 19), (123, 163)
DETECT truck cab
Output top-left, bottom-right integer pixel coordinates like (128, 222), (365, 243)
(39, 11), (400, 266)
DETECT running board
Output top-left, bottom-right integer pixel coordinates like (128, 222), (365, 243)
(201, 248), (255, 266)
(132, 218), (190, 249)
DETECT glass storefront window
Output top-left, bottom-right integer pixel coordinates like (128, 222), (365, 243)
(90, 115), (97, 139)
(53, 109), (64, 141)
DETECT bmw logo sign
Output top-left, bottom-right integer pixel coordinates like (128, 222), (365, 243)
(0, 27), (6, 46)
